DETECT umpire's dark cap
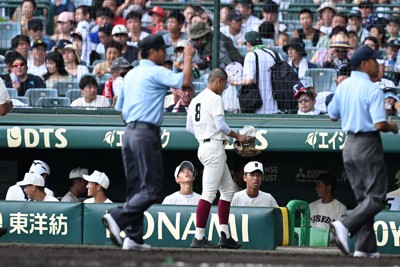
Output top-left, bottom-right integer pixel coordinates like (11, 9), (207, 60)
(138, 35), (170, 50)
(350, 46), (381, 69)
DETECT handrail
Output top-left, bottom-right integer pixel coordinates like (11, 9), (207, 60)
(286, 199), (311, 246)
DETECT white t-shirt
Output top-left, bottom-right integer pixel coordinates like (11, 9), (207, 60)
(61, 191), (80, 202)
(83, 197), (113, 203)
(70, 95), (111, 108)
(231, 190), (279, 207)
(0, 78), (11, 104)
(220, 25), (246, 46)
(27, 60), (47, 78)
(162, 191), (201, 205)
(309, 198), (347, 228)
(5, 184), (54, 200)
(187, 88), (229, 142)
(242, 48), (279, 114)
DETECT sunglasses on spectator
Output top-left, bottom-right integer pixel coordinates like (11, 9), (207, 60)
(335, 49), (347, 53)
(13, 63), (25, 68)
(297, 97), (312, 103)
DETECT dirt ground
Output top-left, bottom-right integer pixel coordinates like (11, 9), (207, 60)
(1, 244), (400, 267)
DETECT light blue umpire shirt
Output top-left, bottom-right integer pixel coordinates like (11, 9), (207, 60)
(115, 59), (184, 126)
(328, 71), (386, 133)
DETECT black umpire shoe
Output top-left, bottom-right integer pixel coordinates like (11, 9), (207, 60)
(218, 232), (242, 249)
(0, 227), (7, 238)
(191, 237), (218, 248)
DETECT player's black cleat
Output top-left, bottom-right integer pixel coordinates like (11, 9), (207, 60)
(0, 227), (7, 238)
(218, 232), (242, 249)
(191, 237), (218, 248)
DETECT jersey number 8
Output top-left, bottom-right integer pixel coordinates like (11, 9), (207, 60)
(195, 103), (201, 122)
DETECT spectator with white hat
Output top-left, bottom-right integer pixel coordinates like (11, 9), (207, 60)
(112, 24), (138, 64)
(83, 170), (112, 203)
(18, 172), (59, 202)
(5, 160), (55, 201)
(231, 161), (278, 207)
(162, 161), (200, 205)
(61, 167), (89, 202)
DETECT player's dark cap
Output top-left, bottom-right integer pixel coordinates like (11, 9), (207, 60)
(350, 45), (382, 69)
(138, 35), (170, 50)
(111, 57), (133, 71)
(174, 161), (194, 178)
(31, 39), (47, 50)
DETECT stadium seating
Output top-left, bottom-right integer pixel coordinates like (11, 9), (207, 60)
(0, 22), (21, 52)
(25, 88), (58, 106)
(304, 68), (337, 93)
(65, 89), (82, 102)
(53, 81), (80, 96)
(7, 88), (17, 98)
(37, 97), (71, 107)
(14, 96), (30, 105)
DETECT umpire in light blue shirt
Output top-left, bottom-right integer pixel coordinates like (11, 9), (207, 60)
(328, 46), (398, 258)
(103, 35), (196, 251)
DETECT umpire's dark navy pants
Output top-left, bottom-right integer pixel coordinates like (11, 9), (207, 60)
(109, 122), (163, 244)
(342, 131), (387, 253)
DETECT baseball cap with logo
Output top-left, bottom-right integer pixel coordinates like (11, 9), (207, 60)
(245, 31), (261, 44)
(244, 161), (264, 174)
(83, 170), (110, 189)
(294, 88), (314, 100)
(17, 172), (45, 187)
(112, 24), (128, 36)
(139, 35), (170, 50)
(348, 9), (362, 19)
(148, 6), (166, 17)
(31, 39), (47, 50)
(293, 80), (313, 96)
(29, 160), (50, 175)
(174, 161), (194, 178)
(69, 167), (89, 179)
(111, 57), (133, 71)
(350, 45), (382, 69)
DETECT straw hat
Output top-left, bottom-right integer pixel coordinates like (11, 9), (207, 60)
(330, 33), (351, 49)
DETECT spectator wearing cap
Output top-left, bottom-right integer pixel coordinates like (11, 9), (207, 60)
(162, 161), (200, 205)
(293, 9), (325, 47)
(95, 23), (114, 57)
(53, 12), (76, 43)
(11, 0), (37, 36)
(166, 85), (194, 113)
(229, 31), (279, 114)
(309, 173), (347, 229)
(18, 173), (59, 202)
(126, 11), (150, 47)
(294, 85), (320, 115)
(385, 17), (400, 43)
(188, 22), (244, 70)
(315, 1), (337, 35)
(11, 35), (30, 60)
(383, 40), (400, 83)
(220, 11), (246, 47)
(62, 44), (89, 82)
(237, 0), (262, 33)
(93, 40), (123, 77)
(260, 0), (287, 42)
(61, 167), (89, 202)
(359, 0), (379, 30)
(27, 39), (47, 78)
(70, 75), (110, 108)
(112, 24), (138, 64)
(83, 170), (112, 203)
(383, 88), (400, 116)
(27, 19), (56, 52)
(5, 55), (46, 96)
(231, 161), (278, 207)
(162, 11), (188, 48)
(284, 38), (317, 78)
(147, 6), (166, 35)
(102, 57), (133, 107)
(102, 0), (126, 26)
(347, 10), (370, 45)
(43, 51), (72, 88)
(5, 160), (54, 201)
(172, 40), (186, 73)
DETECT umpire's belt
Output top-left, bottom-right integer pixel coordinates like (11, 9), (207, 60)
(347, 131), (379, 137)
(203, 139), (227, 145)
(128, 121), (160, 132)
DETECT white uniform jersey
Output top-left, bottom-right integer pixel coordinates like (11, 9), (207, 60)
(231, 190), (279, 207)
(162, 191), (201, 205)
(83, 197), (113, 203)
(5, 184), (54, 200)
(43, 194), (59, 202)
(387, 188), (400, 210)
(187, 88), (228, 142)
(61, 191), (80, 202)
(309, 199), (347, 228)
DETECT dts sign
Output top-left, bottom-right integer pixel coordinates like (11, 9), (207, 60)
(7, 127), (67, 148)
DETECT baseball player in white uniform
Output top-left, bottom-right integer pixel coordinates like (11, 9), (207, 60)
(309, 173), (347, 228)
(231, 161), (278, 207)
(162, 161), (200, 205)
(186, 68), (251, 249)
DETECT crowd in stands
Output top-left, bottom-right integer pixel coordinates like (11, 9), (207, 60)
(0, 0), (399, 112)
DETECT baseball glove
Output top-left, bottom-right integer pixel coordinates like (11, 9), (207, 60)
(233, 139), (262, 157)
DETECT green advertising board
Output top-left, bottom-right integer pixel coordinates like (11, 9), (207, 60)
(83, 204), (283, 250)
(0, 201), (82, 244)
